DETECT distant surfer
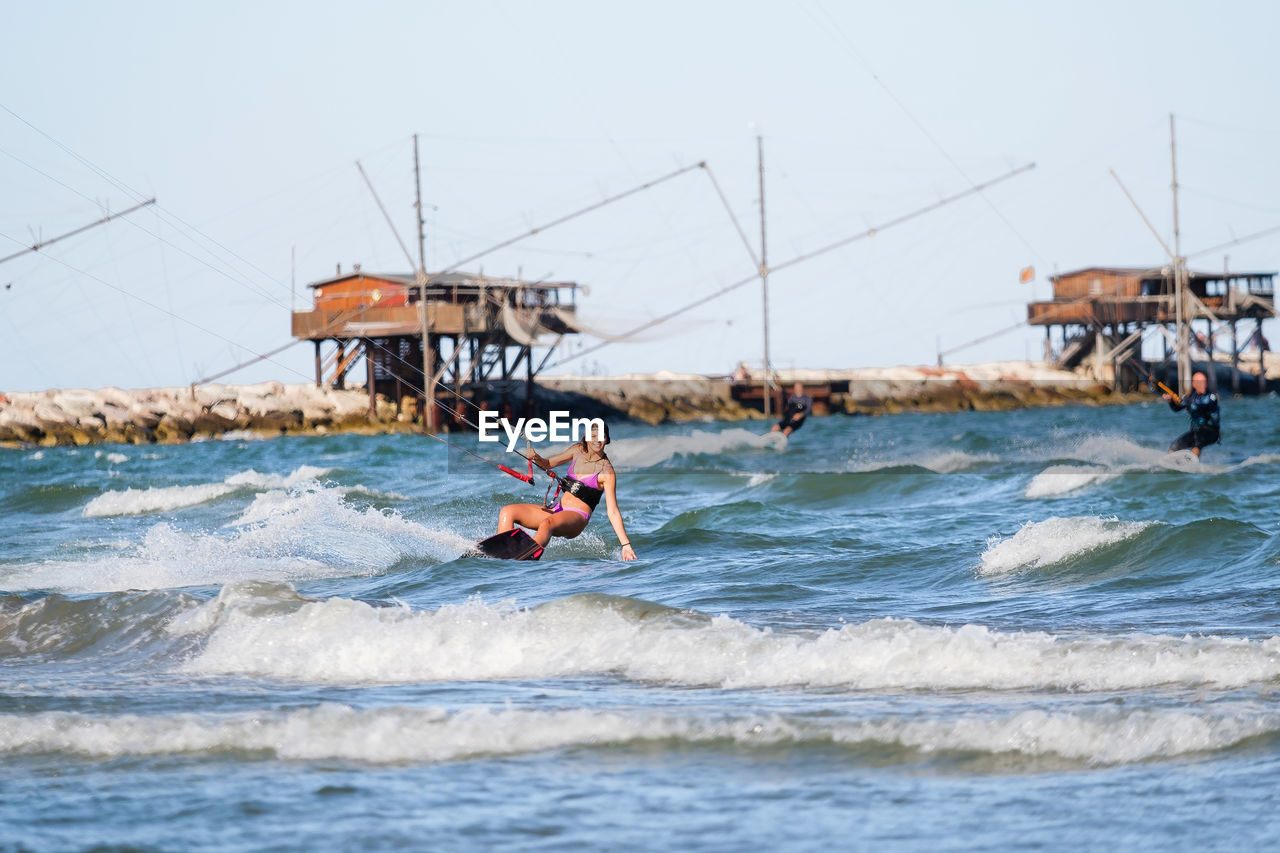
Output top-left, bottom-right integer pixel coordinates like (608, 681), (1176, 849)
(1163, 371), (1219, 458)
(496, 422), (637, 560)
(770, 382), (812, 437)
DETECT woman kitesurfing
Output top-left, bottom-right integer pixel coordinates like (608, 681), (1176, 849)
(481, 421), (637, 561)
(410, 402), (637, 561)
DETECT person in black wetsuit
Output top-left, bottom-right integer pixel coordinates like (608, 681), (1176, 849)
(771, 382), (813, 437)
(1163, 371), (1220, 457)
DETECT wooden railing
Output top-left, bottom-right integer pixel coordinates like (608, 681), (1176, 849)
(292, 304), (468, 338)
(292, 301), (579, 340)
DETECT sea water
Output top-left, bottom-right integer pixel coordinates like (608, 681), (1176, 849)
(2, 397), (1279, 850)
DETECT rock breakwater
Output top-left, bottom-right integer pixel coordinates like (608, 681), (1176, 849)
(0, 362), (1131, 448)
(0, 383), (396, 447)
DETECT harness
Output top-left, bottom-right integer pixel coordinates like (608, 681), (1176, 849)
(540, 457), (606, 512)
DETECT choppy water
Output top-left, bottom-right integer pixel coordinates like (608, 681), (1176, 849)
(3, 397), (1279, 850)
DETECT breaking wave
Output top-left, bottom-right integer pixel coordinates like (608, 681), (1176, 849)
(978, 516), (1155, 575)
(82, 465), (333, 517)
(3, 702), (1274, 767)
(173, 585), (1280, 692)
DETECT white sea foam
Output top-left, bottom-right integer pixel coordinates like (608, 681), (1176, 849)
(1034, 434), (1280, 481)
(1024, 465), (1113, 498)
(94, 450), (128, 465)
(83, 483), (238, 517)
(82, 466), (332, 517)
(978, 516), (1153, 575)
(224, 465), (332, 490)
(833, 706), (1280, 765)
(346, 484), (412, 501)
(849, 458), (902, 473)
(1059, 434), (1165, 467)
(10, 484), (470, 593)
(849, 450), (996, 474)
(916, 450), (997, 473)
(1, 703), (1273, 766)
(1019, 436), (1168, 498)
(1235, 453), (1280, 470)
(607, 428), (783, 467)
(175, 586), (1280, 692)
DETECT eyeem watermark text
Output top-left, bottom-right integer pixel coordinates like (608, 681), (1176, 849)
(478, 411), (606, 451)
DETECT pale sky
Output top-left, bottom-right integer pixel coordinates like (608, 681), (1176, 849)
(3, 1), (1277, 391)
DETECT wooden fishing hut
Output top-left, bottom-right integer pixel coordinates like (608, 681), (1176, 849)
(290, 269), (580, 428)
(1027, 265), (1276, 393)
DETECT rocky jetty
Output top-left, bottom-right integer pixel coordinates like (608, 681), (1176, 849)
(0, 382), (399, 448)
(539, 362), (1126, 425)
(0, 362), (1138, 448)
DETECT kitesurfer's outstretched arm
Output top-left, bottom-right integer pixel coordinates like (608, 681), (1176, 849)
(599, 464), (637, 561)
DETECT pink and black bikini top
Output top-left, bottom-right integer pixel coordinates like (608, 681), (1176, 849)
(567, 456), (602, 488)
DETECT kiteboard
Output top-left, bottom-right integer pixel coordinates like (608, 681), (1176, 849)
(1165, 449), (1200, 468)
(468, 528), (545, 561)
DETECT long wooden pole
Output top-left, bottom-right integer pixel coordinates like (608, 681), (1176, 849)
(1170, 113), (1190, 394)
(0, 198), (156, 266)
(356, 162), (416, 270)
(414, 133), (427, 275)
(1230, 256), (1241, 394)
(413, 134), (436, 430)
(758, 135), (773, 418)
